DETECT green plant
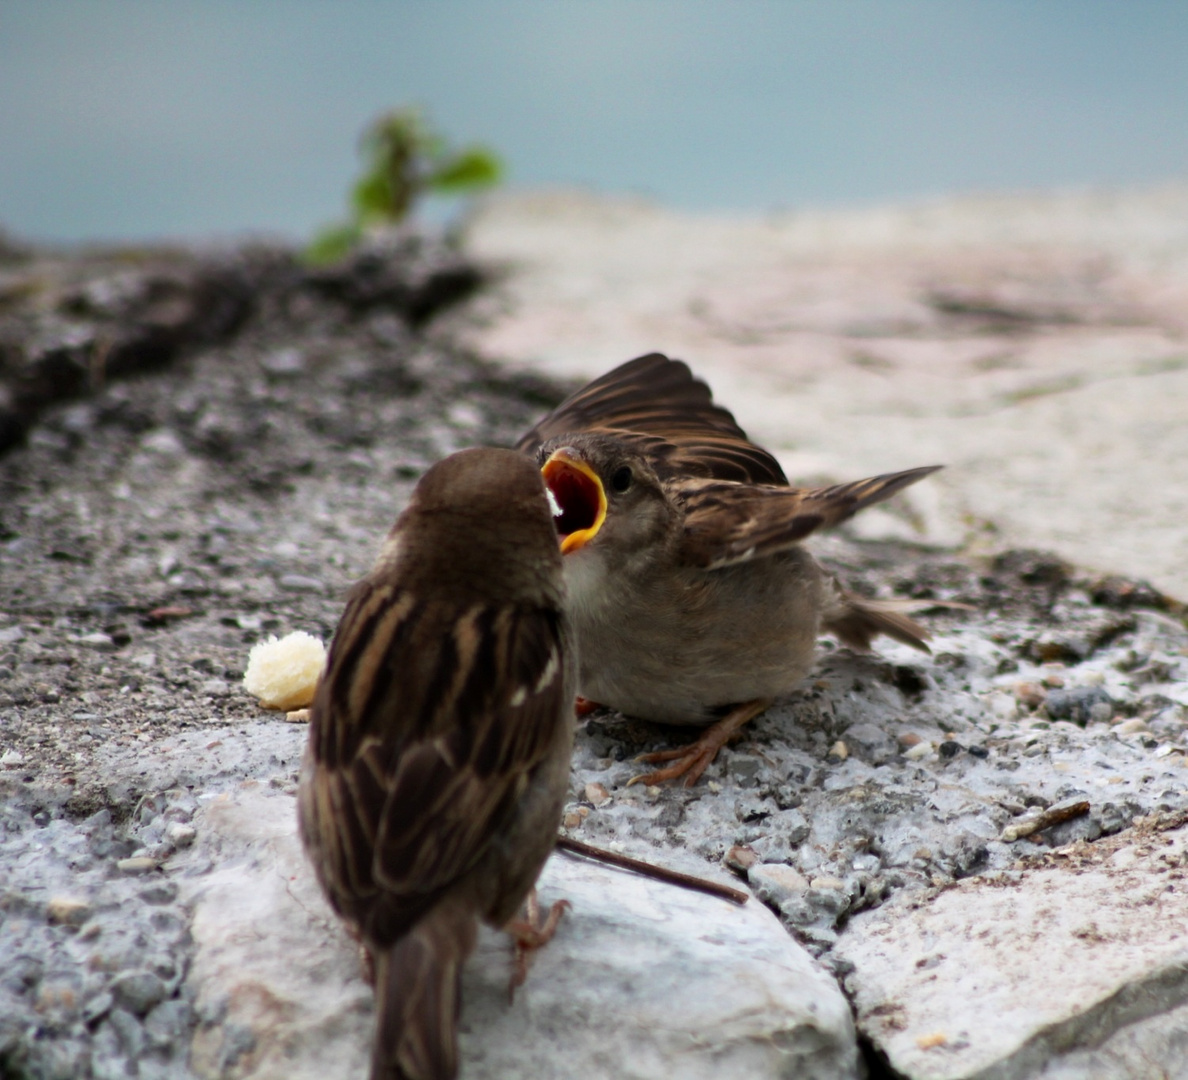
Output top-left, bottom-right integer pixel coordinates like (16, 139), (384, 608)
(306, 108), (502, 264)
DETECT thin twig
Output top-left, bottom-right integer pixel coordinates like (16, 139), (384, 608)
(556, 835), (749, 905)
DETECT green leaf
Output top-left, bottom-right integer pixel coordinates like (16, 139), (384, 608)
(351, 170), (398, 221)
(309, 106), (504, 253)
(303, 222), (362, 265)
(426, 148), (502, 193)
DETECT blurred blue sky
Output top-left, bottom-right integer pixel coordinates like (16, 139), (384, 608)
(2, 1), (1187, 242)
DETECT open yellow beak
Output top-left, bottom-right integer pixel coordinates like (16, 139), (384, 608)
(542, 449), (607, 554)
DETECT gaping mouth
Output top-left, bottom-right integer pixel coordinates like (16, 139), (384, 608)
(542, 450), (606, 554)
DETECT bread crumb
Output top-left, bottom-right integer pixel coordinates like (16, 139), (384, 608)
(243, 632), (326, 710)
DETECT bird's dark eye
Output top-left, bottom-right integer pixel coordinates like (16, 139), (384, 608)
(610, 466), (633, 493)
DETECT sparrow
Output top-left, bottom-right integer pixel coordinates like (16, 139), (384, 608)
(517, 352), (940, 787)
(298, 447), (575, 1080)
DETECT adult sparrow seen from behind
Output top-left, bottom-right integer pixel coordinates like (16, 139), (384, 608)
(298, 447), (574, 1080)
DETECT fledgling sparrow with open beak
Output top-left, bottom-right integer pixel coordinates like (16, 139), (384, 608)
(298, 447), (575, 1080)
(518, 353), (941, 787)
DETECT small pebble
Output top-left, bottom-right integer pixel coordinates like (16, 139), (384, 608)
(138, 881), (179, 904)
(77, 632), (116, 651)
(584, 782), (611, 807)
(165, 822), (196, 847)
(1116, 717), (1150, 735)
(748, 863), (808, 904)
(1047, 686), (1113, 725)
(827, 740), (849, 761)
(1089, 702), (1114, 724)
(109, 970), (167, 1016)
(82, 991), (114, 1024)
(278, 574), (324, 593)
(904, 741), (933, 760)
(116, 857), (158, 875)
(46, 896), (92, 926)
(724, 844), (760, 872)
(1015, 682), (1047, 708)
(261, 347), (306, 375)
(938, 741), (963, 760)
(986, 693), (1017, 720)
(727, 754), (763, 784)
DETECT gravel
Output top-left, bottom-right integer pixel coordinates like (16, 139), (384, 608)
(560, 550), (1188, 962)
(1, 230), (1187, 1075)
(0, 793), (196, 1079)
(0, 230), (559, 1079)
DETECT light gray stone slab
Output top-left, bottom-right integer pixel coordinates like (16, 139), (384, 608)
(177, 786), (859, 1080)
(178, 786), (372, 1080)
(834, 820), (1188, 1080)
(458, 186), (1188, 597)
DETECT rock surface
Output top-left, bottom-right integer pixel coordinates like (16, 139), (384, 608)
(457, 185), (1188, 597)
(1, 207), (1188, 1078)
(178, 784), (858, 1080)
(836, 815), (1188, 1080)
(180, 784), (373, 1080)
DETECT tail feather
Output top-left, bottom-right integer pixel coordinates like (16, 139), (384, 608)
(803, 465), (943, 528)
(371, 902), (477, 1080)
(821, 586), (933, 654)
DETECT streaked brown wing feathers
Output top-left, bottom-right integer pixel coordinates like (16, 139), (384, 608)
(517, 352), (787, 485)
(676, 465), (942, 568)
(304, 583), (567, 943)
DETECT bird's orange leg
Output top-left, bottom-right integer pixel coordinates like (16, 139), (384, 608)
(504, 887), (571, 999)
(626, 698), (771, 788)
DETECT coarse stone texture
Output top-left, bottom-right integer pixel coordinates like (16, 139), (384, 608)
(0, 231), (558, 1079)
(178, 786), (373, 1080)
(0, 794), (198, 1080)
(177, 785), (859, 1080)
(834, 817), (1188, 1080)
(456, 185), (1188, 598)
(3, 224), (1188, 1077)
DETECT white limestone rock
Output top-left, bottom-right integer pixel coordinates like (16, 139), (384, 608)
(834, 820), (1188, 1080)
(175, 786), (859, 1080)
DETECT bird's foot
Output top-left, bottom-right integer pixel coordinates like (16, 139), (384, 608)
(574, 696), (603, 718)
(626, 699), (770, 788)
(505, 888), (571, 999)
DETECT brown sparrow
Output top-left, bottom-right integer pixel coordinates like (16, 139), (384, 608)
(517, 352), (939, 787)
(298, 447), (575, 1080)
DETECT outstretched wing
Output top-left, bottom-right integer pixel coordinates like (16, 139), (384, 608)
(299, 578), (568, 946)
(677, 466), (942, 569)
(517, 352), (788, 485)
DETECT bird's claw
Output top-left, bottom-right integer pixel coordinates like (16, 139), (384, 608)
(624, 699), (770, 789)
(505, 889), (571, 999)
